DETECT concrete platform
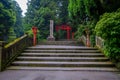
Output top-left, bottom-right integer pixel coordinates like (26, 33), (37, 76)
(0, 70), (120, 80)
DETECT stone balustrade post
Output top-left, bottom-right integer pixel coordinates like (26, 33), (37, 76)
(0, 41), (5, 71)
(85, 28), (90, 47)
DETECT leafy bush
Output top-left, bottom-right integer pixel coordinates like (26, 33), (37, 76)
(26, 29), (33, 37)
(75, 21), (96, 46)
(74, 24), (85, 39)
(95, 9), (120, 61)
(26, 29), (42, 42)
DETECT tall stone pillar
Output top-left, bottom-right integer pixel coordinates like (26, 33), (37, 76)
(47, 20), (55, 41)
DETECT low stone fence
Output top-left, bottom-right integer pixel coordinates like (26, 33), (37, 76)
(0, 34), (32, 71)
(80, 35), (87, 46)
(80, 35), (104, 48)
(95, 36), (104, 49)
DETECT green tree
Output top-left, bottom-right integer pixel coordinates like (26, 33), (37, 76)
(95, 9), (120, 61)
(0, 0), (16, 41)
(24, 0), (69, 40)
(68, 0), (120, 29)
(68, 0), (120, 45)
(25, 0), (57, 39)
(99, 0), (120, 12)
(56, 0), (69, 24)
(12, 0), (24, 38)
(68, 0), (86, 31)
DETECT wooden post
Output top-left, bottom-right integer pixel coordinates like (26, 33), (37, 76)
(0, 41), (5, 71)
(67, 29), (70, 40)
(32, 27), (38, 46)
(33, 34), (37, 46)
(72, 32), (74, 40)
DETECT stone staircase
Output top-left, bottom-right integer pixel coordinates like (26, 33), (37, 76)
(7, 41), (119, 72)
(38, 40), (84, 46)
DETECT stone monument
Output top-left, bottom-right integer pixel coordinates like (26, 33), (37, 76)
(47, 20), (55, 41)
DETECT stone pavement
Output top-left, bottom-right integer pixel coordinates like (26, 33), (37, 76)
(0, 70), (120, 80)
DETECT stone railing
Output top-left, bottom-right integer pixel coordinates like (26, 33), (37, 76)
(80, 35), (104, 48)
(0, 34), (32, 71)
(96, 36), (104, 49)
(80, 35), (87, 46)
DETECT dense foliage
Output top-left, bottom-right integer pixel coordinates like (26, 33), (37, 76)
(0, 0), (16, 41)
(68, 0), (99, 46)
(68, 0), (120, 65)
(95, 9), (120, 61)
(68, 0), (120, 29)
(0, 0), (24, 41)
(12, 1), (24, 38)
(24, 0), (69, 40)
(68, 0), (120, 45)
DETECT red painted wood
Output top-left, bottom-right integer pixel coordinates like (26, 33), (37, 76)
(55, 25), (72, 40)
(67, 29), (70, 40)
(32, 26), (38, 46)
(72, 32), (74, 40)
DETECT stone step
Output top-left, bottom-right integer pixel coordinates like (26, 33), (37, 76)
(7, 66), (119, 72)
(27, 47), (97, 50)
(29, 45), (92, 49)
(24, 50), (100, 53)
(16, 56), (109, 62)
(39, 41), (78, 43)
(7, 44), (119, 72)
(21, 53), (104, 57)
(38, 41), (84, 46)
(12, 61), (114, 67)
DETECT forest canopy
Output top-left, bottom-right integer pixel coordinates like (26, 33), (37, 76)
(24, 0), (69, 39)
(0, 0), (24, 41)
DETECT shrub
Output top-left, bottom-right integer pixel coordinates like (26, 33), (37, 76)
(74, 24), (85, 39)
(26, 29), (42, 42)
(95, 8), (120, 61)
(75, 21), (96, 46)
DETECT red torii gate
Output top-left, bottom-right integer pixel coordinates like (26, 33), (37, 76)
(56, 25), (72, 40)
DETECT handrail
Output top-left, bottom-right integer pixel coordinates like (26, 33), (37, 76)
(0, 34), (32, 71)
